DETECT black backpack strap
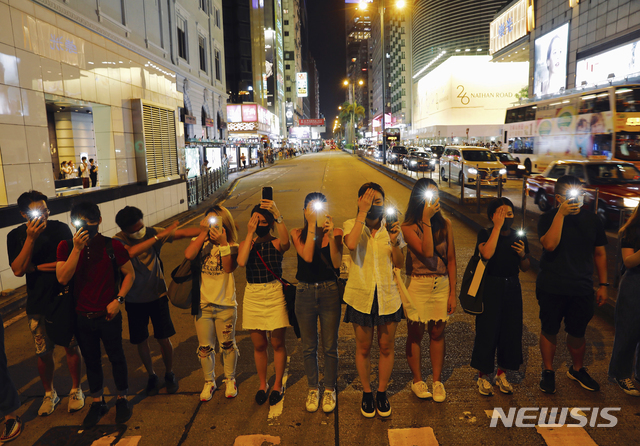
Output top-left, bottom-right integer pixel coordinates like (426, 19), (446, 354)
(104, 237), (122, 291)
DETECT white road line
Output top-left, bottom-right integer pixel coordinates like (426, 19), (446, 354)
(3, 310), (27, 328)
(267, 356), (291, 422)
(388, 427), (439, 446)
(233, 435), (281, 446)
(90, 435), (141, 445)
(535, 425), (598, 446)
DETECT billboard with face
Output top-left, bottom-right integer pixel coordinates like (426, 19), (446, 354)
(534, 23), (569, 97)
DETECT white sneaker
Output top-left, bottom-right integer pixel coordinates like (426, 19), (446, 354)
(477, 376), (494, 396)
(38, 390), (60, 416)
(224, 379), (238, 398)
(411, 381), (433, 399)
(68, 388), (86, 412)
(495, 373), (513, 395)
(432, 381), (446, 403)
(200, 381), (217, 402)
(306, 388), (320, 412)
(322, 390), (337, 413)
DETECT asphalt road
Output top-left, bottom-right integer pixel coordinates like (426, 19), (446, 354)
(3, 150), (637, 446)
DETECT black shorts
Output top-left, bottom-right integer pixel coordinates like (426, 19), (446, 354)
(125, 296), (176, 344)
(536, 288), (595, 338)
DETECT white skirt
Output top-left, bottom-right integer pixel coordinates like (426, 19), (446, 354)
(242, 281), (290, 331)
(405, 275), (450, 323)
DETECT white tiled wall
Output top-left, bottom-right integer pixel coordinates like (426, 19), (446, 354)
(0, 181), (188, 293)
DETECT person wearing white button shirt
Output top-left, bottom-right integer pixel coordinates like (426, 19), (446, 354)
(343, 182), (405, 419)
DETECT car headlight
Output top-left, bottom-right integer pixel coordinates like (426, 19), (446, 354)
(430, 160), (436, 164)
(468, 167), (478, 175)
(517, 164), (526, 169)
(499, 168), (507, 176)
(411, 161), (417, 165)
(623, 197), (640, 208)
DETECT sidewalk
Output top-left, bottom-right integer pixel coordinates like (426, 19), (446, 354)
(0, 161), (275, 320)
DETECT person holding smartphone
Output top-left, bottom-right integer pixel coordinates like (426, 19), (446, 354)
(237, 192), (291, 406)
(343, 182), (404, 418)
(290, 193), (343, 413)
(472, 198), (529, 396)
(537, 175), (608, 394)
(185, 206), (240, 401)
(401, 179), (457, 403)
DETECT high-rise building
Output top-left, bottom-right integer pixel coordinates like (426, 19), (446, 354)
(308, 54), (320, 119)
(283, 0), (304, 124)
(345, 4), (371, 128)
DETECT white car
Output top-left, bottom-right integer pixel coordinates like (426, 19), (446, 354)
(440, 146), (507, 186)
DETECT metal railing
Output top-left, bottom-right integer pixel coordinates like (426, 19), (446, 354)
(186, 161), (229, 208)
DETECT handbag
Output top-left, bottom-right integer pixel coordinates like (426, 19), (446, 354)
(255, 250), (301, 339)
(167, 257), (196, 309)
(458, 245), (487, 315)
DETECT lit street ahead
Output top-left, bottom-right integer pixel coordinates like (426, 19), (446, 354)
(4, 151), (638, 446)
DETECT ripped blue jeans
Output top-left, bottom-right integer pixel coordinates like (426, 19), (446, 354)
(194, 304), (238, 381)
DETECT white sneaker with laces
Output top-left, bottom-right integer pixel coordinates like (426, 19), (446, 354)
(38, 390), (60, 416)
(306, 388), (320, 412)
(495, 373), (514, 394)
(322, 390), (337, 413)
(68, 388), (86, 412)
(432, 381), (446, 402)
(411, 381), (433, 399)
(224, 379), (238, 398)
(477, 376), (494, 396)
(200, 381), (217, 402)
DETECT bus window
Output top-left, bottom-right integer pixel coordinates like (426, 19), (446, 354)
(595, 94), (610, 112)
(580, 94), (610, 114)
(525, 106), (536, 121)
(615, 87), (640, 112)
(615, 132), (640, 160)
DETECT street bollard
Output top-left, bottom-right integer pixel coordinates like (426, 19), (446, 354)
(476, 164), (481, 214)
(448, 157), (451, 185)
(594, 188), (599, 214)
(521, 178), (528, 227)
(459, 162), (464, 206)
(497, 174), (503, 198)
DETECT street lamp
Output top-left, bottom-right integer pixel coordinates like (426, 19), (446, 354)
(380, 0), (406, 165)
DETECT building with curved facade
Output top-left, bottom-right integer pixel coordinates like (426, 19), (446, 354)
(412, 0), (511, 80)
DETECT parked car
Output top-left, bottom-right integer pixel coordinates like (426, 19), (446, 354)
(403, 152), (437, 171)
(527, 160), (640, 227)
(365, 146), (375, 156)
(429, 145), (445, 161)
(387, 146), (408, 164)
(492, 151), (526, 178)
(440, 146), (507, 186)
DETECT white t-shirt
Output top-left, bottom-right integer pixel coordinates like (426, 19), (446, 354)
(199, 240), (239, 307)
(81, 163), (90, 178)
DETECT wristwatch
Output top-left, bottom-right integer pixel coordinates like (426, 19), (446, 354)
(598, 283), (610, 287)
(116, 295), (125, 304)
(276, 215), (284, 224)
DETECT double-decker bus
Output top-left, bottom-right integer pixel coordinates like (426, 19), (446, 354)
(503, 85), (640, 174)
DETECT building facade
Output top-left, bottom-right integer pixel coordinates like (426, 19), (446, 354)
(346, 3), (371, 128)
(0, 0), (227, 293)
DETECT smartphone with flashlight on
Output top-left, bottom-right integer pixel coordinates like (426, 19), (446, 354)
(28, 210), (41, 221)
(566, 189), (580, 205)
(74, 220), (88, 234)
(516, 229), (526, 240)
(208, 216), (221, 231)
(262, 186), (273, 201)
(385, 208), (398, 231)
(425, 190), (436, 205)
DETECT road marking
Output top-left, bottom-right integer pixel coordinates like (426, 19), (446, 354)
(388, 427), (439, 446)
(267, 356), (290, 422)
(233, 435), (281, 446)
(91, 436), (141, 445)
(535, 425), (598, 446)
(459, 411), (477, 423)
(3, 310), (26, 328)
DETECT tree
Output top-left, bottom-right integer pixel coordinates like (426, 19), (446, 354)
(339, 101), (366, 145)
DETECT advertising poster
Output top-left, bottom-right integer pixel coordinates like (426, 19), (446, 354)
(576, 39), (640, 86)
(534, 23), (569, 97)
(297, 72), (308, 98)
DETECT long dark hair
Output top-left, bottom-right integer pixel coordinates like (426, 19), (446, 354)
(299, 192), (327, 243)
(620, 204), (640, 250)
(403, 178), (447, 244)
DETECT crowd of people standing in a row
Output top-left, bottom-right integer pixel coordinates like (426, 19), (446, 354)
(1, 173), (639, 443)
(58, 157), (98, 189)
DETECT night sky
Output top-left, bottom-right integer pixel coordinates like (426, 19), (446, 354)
(307, 0), (348, 132)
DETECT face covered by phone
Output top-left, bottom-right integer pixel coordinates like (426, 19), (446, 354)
(74, 220), (99, 239)
(565, 188), (585, 208)
(208, 215), (221, 231)
(385, 207), (398, 231)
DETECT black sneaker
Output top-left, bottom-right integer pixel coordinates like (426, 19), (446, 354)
(617, 378), (640, 396)
(540, 370), (556, 394)
(567, 367), (600, 391)
(361, 392), (375, 418)
(82, 401), (108, 428)
(115, 398), (132, 424)
(145, 374), (159, 396)
(376, 391), (391, 417)
(165, 372), (179, 394)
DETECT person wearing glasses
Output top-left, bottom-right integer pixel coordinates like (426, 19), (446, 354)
(6, 191), (83, 416)
(537, 175), (608, 394)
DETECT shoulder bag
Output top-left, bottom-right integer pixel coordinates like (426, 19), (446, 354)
(167, 257), (197, 309)
(458, 244), (487, 315)
(255, 249), (301, 339)
(319, 251), (347, 304)
(45, 248), (77, 347)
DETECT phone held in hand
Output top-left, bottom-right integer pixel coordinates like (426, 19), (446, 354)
(385, 208), (398, 231)
(209, 216), (221, 231)
(262, 186), (273, 201)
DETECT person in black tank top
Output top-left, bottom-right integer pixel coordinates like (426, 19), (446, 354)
(237, 200), (291, 407)
(290, 193), (343, 413)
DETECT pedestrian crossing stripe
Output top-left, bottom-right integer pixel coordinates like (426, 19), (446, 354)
(233, 435), (281, 445)
(388, 427), (439, 446)
(268, 356), (291, 422)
